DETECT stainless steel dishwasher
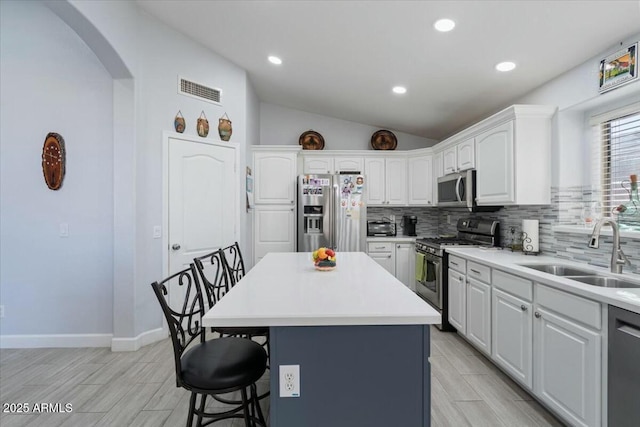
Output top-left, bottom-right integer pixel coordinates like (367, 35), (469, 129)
(608, 305), (640, 427)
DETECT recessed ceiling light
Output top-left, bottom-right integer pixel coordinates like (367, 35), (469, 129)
(392, 86), (407, 94)
(268, 56), (282, 65)
(434, 18), (455, 32)
(495, 61), (516, 72)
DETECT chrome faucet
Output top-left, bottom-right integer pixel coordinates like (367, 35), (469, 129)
(588, 218), (631, 274)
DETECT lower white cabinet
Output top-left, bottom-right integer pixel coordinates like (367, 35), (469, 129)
(395, 243), (415, 291)
(492, 288), (533, 389)
(367, 241), (415, 290)
(253, 205), (296, 265)
(448, 269), (466, 334)
(466, 277), (491, 355)
(534, 305), (601, 427)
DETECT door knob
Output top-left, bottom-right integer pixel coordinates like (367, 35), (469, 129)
(172, 244), (181, 250)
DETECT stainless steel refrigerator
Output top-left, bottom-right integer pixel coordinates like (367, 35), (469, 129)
(298, 174), (367, 252)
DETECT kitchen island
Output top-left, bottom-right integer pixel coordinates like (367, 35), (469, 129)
(202, 252), (440, 427)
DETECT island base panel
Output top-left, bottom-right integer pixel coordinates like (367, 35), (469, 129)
(269, 324), (431, 427)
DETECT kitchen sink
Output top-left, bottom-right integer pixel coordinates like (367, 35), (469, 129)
(567, 276), (640, 289)
(519, 264), (594, 276)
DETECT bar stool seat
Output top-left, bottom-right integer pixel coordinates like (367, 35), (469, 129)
(181, 337), (267, 391)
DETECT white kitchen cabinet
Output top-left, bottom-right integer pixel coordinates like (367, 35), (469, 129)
(303, 156), (333, 174)
(254, 150), (298, 205)
(302, 155), (364, 174)
(367, 242), (396, 276)
(443, 146), (457, 175)
(334, 157), (363, 173)
(408, 154), (433, 206)
(475, 121), (514, 205)
(364, 157), (407, 205)
(492, 288), (533, 389)
(395, 243), (415, 290)
(443, 138), (475, 174)
(534, 288), (601, 427)
(475, 106), (555, 205)
(253, 205), (296, 265)
(457, 138), (475, 171)
(433, 151), (443, 206)
(448, 269), (466, 335)
(466, 275), (491, 355)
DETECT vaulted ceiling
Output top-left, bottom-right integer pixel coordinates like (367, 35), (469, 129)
(138, 1), (640, 140)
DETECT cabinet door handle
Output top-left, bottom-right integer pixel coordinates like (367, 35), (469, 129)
(521, 305), (527, 311)
(397, 245), (401, 248)
(470, 268), (481, 275)
(535, 312), (541, 318)
(172, 244), (181, 250)
(291, 208), (294, 211)
(291, 200), (294, 204)
(387, 255), (392, 258)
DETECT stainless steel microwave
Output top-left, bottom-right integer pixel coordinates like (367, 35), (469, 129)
(437, 170), (501, 212)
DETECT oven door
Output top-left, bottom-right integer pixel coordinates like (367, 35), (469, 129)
(415, 251), (442, 309)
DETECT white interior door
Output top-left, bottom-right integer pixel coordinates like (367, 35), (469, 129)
(167, 136), (237, 310)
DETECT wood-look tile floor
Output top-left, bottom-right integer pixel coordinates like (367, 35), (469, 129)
(0, 327), (565, 426)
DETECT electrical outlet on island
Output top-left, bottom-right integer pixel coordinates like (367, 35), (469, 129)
(279, 365), (300, 397)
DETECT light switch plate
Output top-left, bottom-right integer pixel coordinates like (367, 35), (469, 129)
(59, 223), (69, 238)
(153, 226), (162, 239)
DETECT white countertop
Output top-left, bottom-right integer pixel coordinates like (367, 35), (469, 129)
(202, 252), (441, 327)
(367, 236), (416, 243)
(446, 248), (640, 314)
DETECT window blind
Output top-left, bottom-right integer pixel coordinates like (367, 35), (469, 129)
(591, 105), (640, 217)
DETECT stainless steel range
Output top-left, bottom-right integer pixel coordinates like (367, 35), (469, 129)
(415, 218), (500, 331)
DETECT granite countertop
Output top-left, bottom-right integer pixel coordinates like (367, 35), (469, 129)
(446, 247), (640, 314)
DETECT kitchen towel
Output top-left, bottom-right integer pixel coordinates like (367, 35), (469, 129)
(522, 219), (540, 254)
(415, 253), (425, 282)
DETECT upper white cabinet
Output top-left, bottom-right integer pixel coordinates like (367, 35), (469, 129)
(364, 156), (407, 205)
(408, 154), (433, 206)
(476, 122), (514, 204)
(433, 151), (443, 206)
(303, 156), (333, 174)
(254, 149), (299, 205)
(475, 106), (555, 205)
(302, 155), (364, 174)
(443, 138), (475, 174)
(334, 157), (364, 173)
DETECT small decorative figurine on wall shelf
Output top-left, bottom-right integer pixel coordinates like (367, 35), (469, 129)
(197, 111), (209, 137)
(42, 132), (66, 190)
(218, 112), (232, 141)
(174, 110), (185, 133)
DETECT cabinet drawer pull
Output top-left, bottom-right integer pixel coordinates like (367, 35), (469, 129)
(387, 255), (392, 258)
(375, 246), (386, 249)
(470, 268), (481, 274)
(521, 305), (527, 311)
(450, 261), (459, 266)
(535, 312), (541, 318)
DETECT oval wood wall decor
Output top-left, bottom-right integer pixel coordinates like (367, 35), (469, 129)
(42, 132), (66, 190)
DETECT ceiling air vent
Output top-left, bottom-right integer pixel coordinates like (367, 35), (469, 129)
(177, 76), (222, 105)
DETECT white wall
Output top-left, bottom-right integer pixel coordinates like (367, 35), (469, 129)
(260, 103), (438, 150)
(0, 1), (114, 335)
(514, 33), (640, 189)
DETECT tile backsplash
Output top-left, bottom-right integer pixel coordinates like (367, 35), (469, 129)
(367, 186), (640, 274)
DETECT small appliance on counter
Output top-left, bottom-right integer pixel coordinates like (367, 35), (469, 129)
(402, 215), (417, 236)
(367, 220), (396, 237)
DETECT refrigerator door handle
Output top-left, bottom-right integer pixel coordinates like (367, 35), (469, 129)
(333, 183), (339, 250)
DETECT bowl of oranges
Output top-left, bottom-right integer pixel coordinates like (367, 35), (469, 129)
(312, 247), (336, 271)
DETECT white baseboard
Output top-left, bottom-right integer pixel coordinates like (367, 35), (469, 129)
(0, 333), (112, 349)
(110, 327), (167, 352)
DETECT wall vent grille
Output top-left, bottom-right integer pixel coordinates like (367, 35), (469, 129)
(178, 76), (222, 105)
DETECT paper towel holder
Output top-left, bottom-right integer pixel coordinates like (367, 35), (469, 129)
(522, 231), (539, 255)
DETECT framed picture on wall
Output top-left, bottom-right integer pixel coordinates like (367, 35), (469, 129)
(598, 42), (638, 93)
